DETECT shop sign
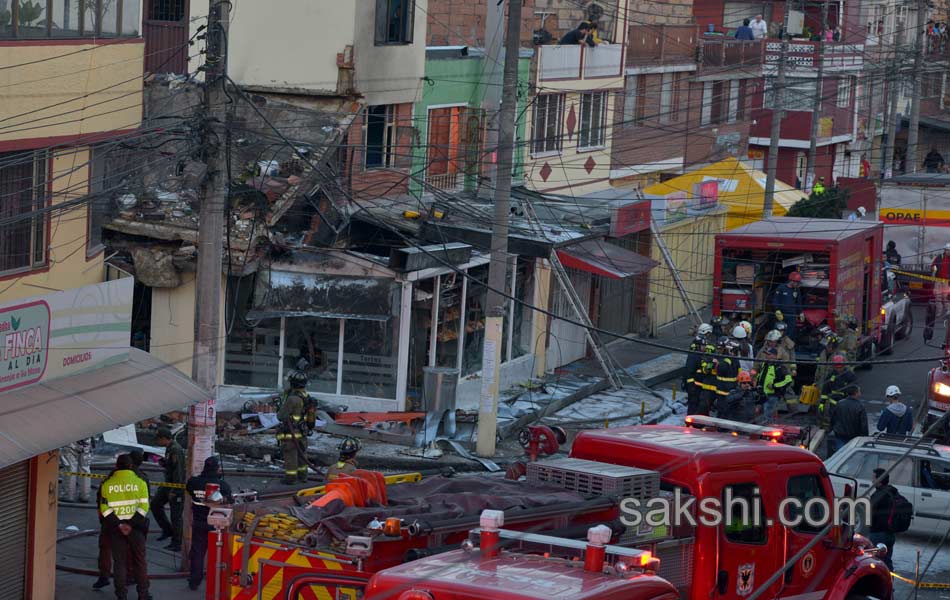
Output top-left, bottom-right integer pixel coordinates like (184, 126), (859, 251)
(610, 199), (651, 236)
(0, 301), (50, 392)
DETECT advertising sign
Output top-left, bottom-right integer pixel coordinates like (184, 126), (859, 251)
(0, 278), (133, 393)
(610, 199), (651, 236)
(666, 191), (688, 223)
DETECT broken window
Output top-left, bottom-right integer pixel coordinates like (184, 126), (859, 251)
(375, 0), (414, 45)
(0, 150), (47, 274)
(364, 105), (397, 169)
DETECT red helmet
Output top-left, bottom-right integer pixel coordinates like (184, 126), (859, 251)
(737, 371), (752, 383)
(788, 271), (803, 283)
(832, 354), (846, 365)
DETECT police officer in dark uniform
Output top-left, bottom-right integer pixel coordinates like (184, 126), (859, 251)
(277, 370), (310, 484)
(152, 427), (185, 551)
(185, 456), (233, 591)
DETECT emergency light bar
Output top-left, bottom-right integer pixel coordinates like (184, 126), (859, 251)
(684, 415), (786, 440)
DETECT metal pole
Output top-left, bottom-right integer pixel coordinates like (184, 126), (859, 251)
(906, 0), (927, 173)
(764, 0), (792, 216)
(804, 0), (828, 193)
(183, 0), (230, 564)
(476, 0), (522, 457)
(479, 0), (506, 193)
(883, 58), (900, 178)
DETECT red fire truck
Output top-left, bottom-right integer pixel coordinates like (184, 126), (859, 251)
(204, 420), (893, 600)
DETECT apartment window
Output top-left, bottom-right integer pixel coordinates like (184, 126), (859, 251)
(0, 151), (48, 274)
(148, 0), (186, 21)
(701, 82), (713, 126)
(765, 77), (817, 111)
(579, 92), (607, 149)
(727, 80), (740, 123)
(659, 74), (673, 124)
(623, 76), (639, 125)
(532, 94), (564, 155)
(703, 81), (728, 126)
(89, 144), (135, 256)
(670, 73), (683, 123)
(427, 105), (474, 191)
(364, 105), (397, 169)
(736, 79), (748, 120)
(2, 0), (140, 38)
(375, 0), (414, 45)
(837, 77), (852, 108)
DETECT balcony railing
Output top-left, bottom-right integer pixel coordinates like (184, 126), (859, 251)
(701, 38), (764, 67)
(627, 25), (698, 64)
(764, 41), (864, 70)
(537, 44), (623, 81)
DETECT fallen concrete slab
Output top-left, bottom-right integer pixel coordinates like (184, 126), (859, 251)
(623, 352), (687, 387)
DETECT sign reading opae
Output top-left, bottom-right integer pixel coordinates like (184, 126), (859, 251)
(0, 300), (50, 392)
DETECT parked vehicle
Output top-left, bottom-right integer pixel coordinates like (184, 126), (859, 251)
(203, 418), (894, 600)
(824, 434), (950, 537)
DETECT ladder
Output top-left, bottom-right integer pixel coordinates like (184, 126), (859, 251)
(651, 218), (703, 327)
(521, 201), (624, 389)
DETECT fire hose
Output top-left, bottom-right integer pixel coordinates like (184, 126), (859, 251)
(55, 529), (189, 579)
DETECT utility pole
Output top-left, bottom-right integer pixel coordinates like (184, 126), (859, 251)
(476, 0), (522, 457)
(183, 0), (230, 562)
(763, 0), (792, 217)
(479, 0), (506, 192)
(906, 0), (927, 172)
(804, 0), (828, 193)
(883, 22), (901, 178)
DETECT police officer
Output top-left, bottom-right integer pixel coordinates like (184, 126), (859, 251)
(185, 456), (233, 590)
(773, 272), (804, 338)
(152, 427), (185, 551)
(278, 369), (310, 484)
(99, 454), (151, 600)
(95, 452), (150, 590)
(326, 438), (361, 480)
(819, 354), (856, 428)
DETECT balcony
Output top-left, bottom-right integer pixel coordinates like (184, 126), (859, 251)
(537, 44), (624, 82)
(764, 41), (864, 71)
(627, 25), (698, 65)
(701, 38), (764, 68)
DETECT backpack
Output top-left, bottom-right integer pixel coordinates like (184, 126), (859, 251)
(888, 489), (914, 533)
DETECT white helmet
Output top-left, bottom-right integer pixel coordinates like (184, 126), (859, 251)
(739, 320), (752, 337)
(944, 242), (950, 251)
(697, 323), (713, 336)
(857, 206), (867, 217)
(765, 329), (782, 342)
(885, 385), (901, 397)
(732, 325), (747, 339)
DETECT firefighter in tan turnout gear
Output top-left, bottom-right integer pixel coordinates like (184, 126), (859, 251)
(277, 369), (310, 484)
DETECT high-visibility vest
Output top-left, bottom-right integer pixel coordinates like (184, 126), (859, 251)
(99, 469), (149, 521)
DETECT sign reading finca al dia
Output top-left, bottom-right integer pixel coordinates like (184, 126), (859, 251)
(0, 300), (50, 392)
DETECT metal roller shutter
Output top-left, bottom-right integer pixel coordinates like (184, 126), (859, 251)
(0, 461), (29, 599)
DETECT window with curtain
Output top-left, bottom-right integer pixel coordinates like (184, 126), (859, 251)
(375, 0), (414, 44)
(0, 150), (47, 274)
(579, 91), (607, 149)
(532, 94), (564, 154)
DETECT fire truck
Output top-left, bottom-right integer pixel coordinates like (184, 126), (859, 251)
(204, 420), (893, 600)
(922, 321), (950, 442)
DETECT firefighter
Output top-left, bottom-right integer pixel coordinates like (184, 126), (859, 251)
(755, 329), (793, 370)
(683, 335), (706, 415)
(326, 437), (361, 480)
(710, 315), (727, 338)
(99, 454), (151, 600)
(714, 339), (740, 410)
(772, 272), (804, 338)
(185, 456), (233, 590)
(819, 354), (856, 428)
(61, 437), (94, 503)
(815, 327), (842, 386)
(717, 370), (757, 423)
(756, 347), (795, 424)
(152, 427), (185, 552)
(776, 320), (796, 356)
(277, 369), (310, 484)
(696, 322), (714, 344)
(839, 315), (860, 362)
(732, 324), (754, 373)
(695, 340), (719, 416)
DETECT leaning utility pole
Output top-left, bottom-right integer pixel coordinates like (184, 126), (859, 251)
(476, 0), (522, 457)
(479, 0), (506, 191)
(183, 0), (230, 562)
(906, 0), (927, 173)
(882, 29), (901, 178)
(804, 0), (828, 193)
(763, 0), (792, 217)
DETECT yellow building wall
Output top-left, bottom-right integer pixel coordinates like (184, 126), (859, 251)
(523, 91), (618, 195)
(649, 211), (727, 327)
(0, 41), (144, 144)
(0, 148), (104, 304)
(30, 452), (60, 600)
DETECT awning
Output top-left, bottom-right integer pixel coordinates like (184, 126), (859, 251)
(248, 270), (395, 321)
(0, 349), (208, 470)
(556, 239), (659, 279)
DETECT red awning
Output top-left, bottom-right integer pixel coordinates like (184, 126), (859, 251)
(556, 239), (659, 279)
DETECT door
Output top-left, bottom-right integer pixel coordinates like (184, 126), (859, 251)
(546, 268), (592, 368)
(143, 0), (190, 75)
(779, 469), (838, 597)
(706, 473), (786, 600)
(914, 458), (950, 536)
(0, 460), (30, 599)
(833, 449), (915, 534)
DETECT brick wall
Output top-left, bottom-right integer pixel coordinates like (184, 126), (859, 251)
(426, 0), (539, 46)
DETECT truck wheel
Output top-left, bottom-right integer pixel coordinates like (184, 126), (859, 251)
(897, 309), (913, 340)
(861, 341), (876, 370)
(881, 319), (895, 355)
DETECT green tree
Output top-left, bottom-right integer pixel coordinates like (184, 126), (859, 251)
(786, 186), (851, 219)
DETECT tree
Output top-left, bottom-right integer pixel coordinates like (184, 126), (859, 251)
(786, 186), (851, 219)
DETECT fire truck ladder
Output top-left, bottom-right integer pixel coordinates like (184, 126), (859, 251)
(520, 200), (624, 390)
(650, 218), (703, 327)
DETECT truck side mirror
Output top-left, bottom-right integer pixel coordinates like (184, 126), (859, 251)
(717, 570), (729, 595)
(844, 483), (853, 498)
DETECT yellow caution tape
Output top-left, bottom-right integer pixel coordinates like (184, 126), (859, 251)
(59, 470), (186, 490)
(891, 571), (950, 589)
(891, 268), (950, 285)
(295, 472), (423, 497)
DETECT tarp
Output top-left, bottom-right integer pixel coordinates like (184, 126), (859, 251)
(0, 349), (208, 469)
(557, 239), (658, 279)
(641, 157), (807, 230)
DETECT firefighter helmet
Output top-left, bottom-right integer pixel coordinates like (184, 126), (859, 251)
(697, 323), (713, 336)
(775, 321), (787, 332)
(788, 271), (803, 283)
(339, 437), (361, 459)
(737, 371), (752, 383)
(732, 325), (747, 339)
(739, 321), (752, 337)
(832, 354), (847, 365)
(287, 369), (309, 388)
(765, 329), (782, 342)
(717, 336), (730, 348)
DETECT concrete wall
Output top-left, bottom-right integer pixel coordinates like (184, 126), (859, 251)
(354, 0), (428, 106)
(30, 452), (59, 600)
(649, 209), (727, 327)
(0, 41), (143, 146)
(149, 272), (197, 377)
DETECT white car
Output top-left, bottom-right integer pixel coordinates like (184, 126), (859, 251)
(824, 434), (950, 537)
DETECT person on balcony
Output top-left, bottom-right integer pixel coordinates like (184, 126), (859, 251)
(735, 19), (756, 40)
(558, 21), (594, 46)
(750, 14), (768, 39)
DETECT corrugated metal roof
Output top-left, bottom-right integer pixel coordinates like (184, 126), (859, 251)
(0, 349), (207, 470)
(723, 217), (880, 241)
